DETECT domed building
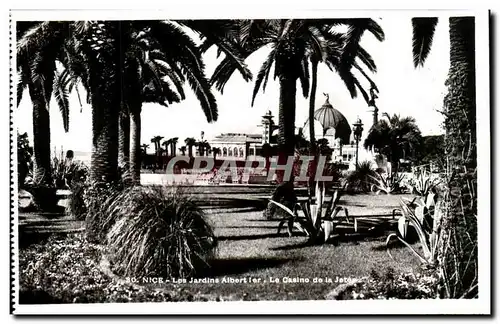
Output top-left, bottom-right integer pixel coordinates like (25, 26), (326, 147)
(304, 94), (377, 170)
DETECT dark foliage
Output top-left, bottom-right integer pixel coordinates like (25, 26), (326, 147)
(106, 186), (217, 279)
(17, 132), (33, 189)
(345, 161), (377, 193)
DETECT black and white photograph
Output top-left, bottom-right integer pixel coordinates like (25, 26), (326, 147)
(9, 8), (490, 315)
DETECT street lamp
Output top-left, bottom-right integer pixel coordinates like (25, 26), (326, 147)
(353, 117), (364, 169)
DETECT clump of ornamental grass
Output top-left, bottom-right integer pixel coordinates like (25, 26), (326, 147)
(83, 181), (125, 243)
(105, 186), (217, 279)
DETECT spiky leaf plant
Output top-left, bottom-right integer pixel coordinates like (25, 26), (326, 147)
(270, 181), (349, 244)
(407, 169), (441, 196)
(386, 193), (443, 266)
(106, 186), (216, 279)
(370, 172), (405, 194)
(345, 160), (378, 193)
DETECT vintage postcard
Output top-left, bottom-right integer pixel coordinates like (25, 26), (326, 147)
(10, 8), (490, 315)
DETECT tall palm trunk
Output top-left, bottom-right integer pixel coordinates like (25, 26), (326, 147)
(118, 109), (130, 175)
(308, 59), (318, 188)
(87, 21), (121, 185)
(438, 16), (477, 298)
(28, 79), (53, 186)
(129, 104), (142, 185)
(276, 75), (297, 183)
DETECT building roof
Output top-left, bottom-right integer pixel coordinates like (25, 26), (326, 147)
(210, 133), (262, 144)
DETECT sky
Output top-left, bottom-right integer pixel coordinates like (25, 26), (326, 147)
(15, 16), (450, 155)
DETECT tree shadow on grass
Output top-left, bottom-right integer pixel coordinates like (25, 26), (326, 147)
(371, 234), (420, 251)
(216, 232), (292, 241)
(201, 257), (294, 277)
(220, 225), (280, 230)
(270, 231), (395, 251)
(198, 198), (268, 212)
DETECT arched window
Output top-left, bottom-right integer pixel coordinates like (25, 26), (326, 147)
(223, 147), (227, 156)
(228, 147), (233, 156)
(234, 147), (238, 157)
(239, 147), (244, 157)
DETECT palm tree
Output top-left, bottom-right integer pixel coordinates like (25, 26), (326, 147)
(196, 140), (210, 156)
(185, 137), (196, 158)
(412, 16), (477, 298)
(170, 137), (179, 156)
(17, 21), (130, 184)
(306, 20), (384, 153)
(140, 144), (150, 154)
(212, 147), (221, 167)
(305, 21), (384, 188)
(17, 20), (246, 186)
(412, 17), (476, 168)
(364, 113), (422, 170)
(209, 20), (382, 184)
(17, 22), (76, 185)
(162, 139), (171, 157)
(179, 146), (187, 156)
(151, 136), (164, 168)
(125, 20), (250, 184)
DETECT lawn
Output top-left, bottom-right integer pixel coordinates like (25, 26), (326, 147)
(19, 192), (428, 302)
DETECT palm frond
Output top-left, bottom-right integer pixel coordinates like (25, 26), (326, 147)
(353, 61), (378, 92)
(352, 77), (370, 104)
(183, 68), (218, 122)
(365, 18), (385, 42)
(356, 45), (377, 72)
(337, 67), (358, 99)
(53, 69), (70, 132)
(152, 59), (186, 100)
(412, 17), (438, 68)
(251, 49), (276, 106)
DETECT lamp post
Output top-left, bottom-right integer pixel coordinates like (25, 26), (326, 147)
(353, 118), (364, 169)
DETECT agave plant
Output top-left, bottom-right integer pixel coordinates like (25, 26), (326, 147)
(270, 182), (349, 243)
(407, 169), (441, 196)
(387, 192), (443, 266)
(370, 172), (405, 195)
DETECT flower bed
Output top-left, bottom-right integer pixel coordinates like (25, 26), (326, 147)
(332, 268), (438, 300)
(19, 234), (215, 304)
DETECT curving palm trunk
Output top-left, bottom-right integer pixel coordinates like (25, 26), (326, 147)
(129, 104), (142, 185)
(308, 59), (319, 188)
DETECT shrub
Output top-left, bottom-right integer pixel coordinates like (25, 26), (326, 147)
(65, 181), (87, 220)
(24, 184), (60, 212)
(51, 151), (89, 189)
(17, 132), (33, 189)
(106, 186), (216, 279)
(335, 268), (438, 300)
(345, 161), (377, 193)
